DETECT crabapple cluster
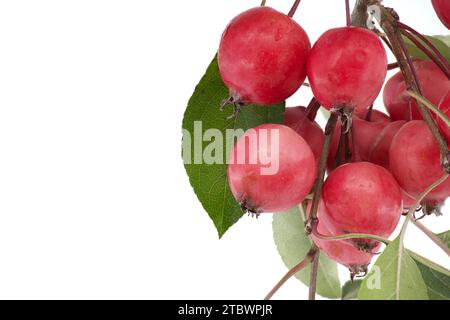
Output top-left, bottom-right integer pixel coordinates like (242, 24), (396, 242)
(218, 4), (450, 277)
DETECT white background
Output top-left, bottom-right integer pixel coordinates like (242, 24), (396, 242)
(0, 0), (448, 299)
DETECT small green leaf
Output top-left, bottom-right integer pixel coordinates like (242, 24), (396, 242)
(182, 56), (285, 238)
(358, 238), (428, 300)
(412, 230), (450, 300)
(273, 206), (341, 299)
(404, 34), (450, 62)
(437, 230), (450, 245)
(341, 280), (362, 300)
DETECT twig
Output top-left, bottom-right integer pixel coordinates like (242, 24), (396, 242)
(345, 0), (351, 27)
(288, 0), (302, 18)
(400, 29), (450, 79)
(387, 62), (399, 70)
(412, 219), (450, 257)
(397, 22), (450, 79)
(306, 98), (321, 121)
(308, 249), (320, 300)
(406, 91), (450, 127)
(260, 0), (267, 6)
(305, 113), (338, 233)
(264, 247), (318, 300)
(311, 222), (390, 245)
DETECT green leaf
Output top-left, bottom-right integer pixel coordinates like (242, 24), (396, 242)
(437, 230), (450, 245)
(412, 230), (450, 300)
(273, 206), (341, 299)
(404, 34), (450, 62)
(341, 280), (362, 300)
(182, 56), (285, 238)
(358, 238), (429, 300)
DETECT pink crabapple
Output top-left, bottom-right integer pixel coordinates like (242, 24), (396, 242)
(390, 120), (450, 214)
(218, 7), (310, 109)
(322, 162), (402, 251)
(383, 60), (450, 121)
(284, 106), (325, 163)
(228, 124), (316, 214)
(307, 27), (387, 112)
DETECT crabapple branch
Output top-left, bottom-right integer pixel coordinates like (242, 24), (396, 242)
(412, 219), (450, 257)
(308, 250), (320, 300)
(305, 113), (339, 233)
(345, 0), (351, 27)
(288, 0), (301, 18)
(311, 222), (390, 245)
(400, 174), (449, 244)
(400, 29), (450, 79)
(305, 98), (321, 121)
(264, 247), (318, 300)
(406, 91), (450, 127)
(397, 22), (450, 79)
(376, 4), (450, 173)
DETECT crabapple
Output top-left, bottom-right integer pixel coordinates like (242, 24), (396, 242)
(369, 120), (407, 169)
(383, 60), (450, 120)
(390, 120), (450, 208)
(322, 162), (402, 251)
(436, 91), (450, 140)
(307, 27), (387, 111)
(228, 124), (316, 214)
(327, 110), (390, 170)
(432, 0), (450, 29)
(218, 7), (310, 106)
(284, 106), (325, 162)
(309, 200), (378, 277)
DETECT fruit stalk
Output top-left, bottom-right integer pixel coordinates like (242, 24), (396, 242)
(288, 0), (302, 18)
(412, 219), (450, 257)
(305, 113), (339, 233)
(400, 29), (450, 79)
(376, 4), (450, 173)
(308, 251), (320, 300)
(264, 247), (318, 300)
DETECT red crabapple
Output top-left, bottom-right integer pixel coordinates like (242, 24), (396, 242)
(307, 27), (387, 111)
(432, 0), (450, 29)
(327, 110), (390, 170)
(284, 106), (325, 162)
(322, 162), (402, 251)
(228, 124), (316, 214)
(309, 200), (378, 277)
(390, 120), (450, 208)
(369, 120), (407, 169)
(218, 7), (310, 107)
(383, 60), (450, 121)
(436, 91), (450, 140)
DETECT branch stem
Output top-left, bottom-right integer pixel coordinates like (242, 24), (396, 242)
(305, 113), (338, 233)
(312, 222), (390, 245)
(406, 91), (450, 127)
(264, 247), (317, 300)
(412, 219), (450, 257)
(308, 249), (320, 300)
(288, 0), (301, 18)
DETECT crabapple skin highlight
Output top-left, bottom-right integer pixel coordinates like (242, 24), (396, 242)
(432, 0), (450, 29)
(307, 27), (387, 111)
(284, 106), (325, 162)
(308, 200), (377, 274)
(322, 162), (402, 250)
(218, 7), (311, 105)
(436, 91), (450, 140)
(383, 60), (450, 120)
(228, 124), (316, 213)
(390, 120), (450, 204)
